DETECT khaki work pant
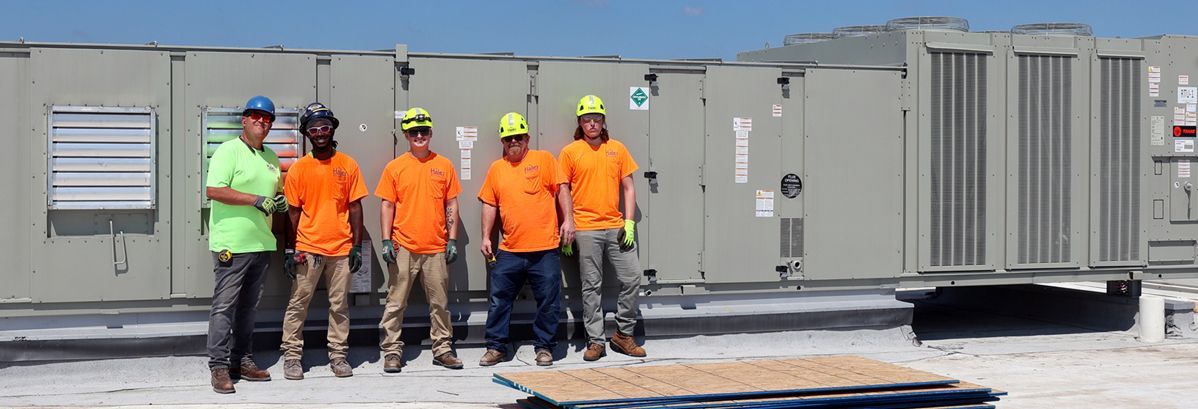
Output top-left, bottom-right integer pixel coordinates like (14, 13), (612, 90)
(575, 228), (642, 344)
(280, 255), (351, 360)
(379, 247), (453, 357)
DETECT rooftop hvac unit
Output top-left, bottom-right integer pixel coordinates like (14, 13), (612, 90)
(783, 33), (840, 46)
(1011, 23), (1094, 36)
(832, 25), (888, 37)
(885, 16), (970, 32)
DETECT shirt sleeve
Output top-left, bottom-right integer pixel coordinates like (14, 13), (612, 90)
(374, 161), (398, 203)
(619, 143), (638, 179)
(558, 147), (575, 184)
(478, 164), (498, 206)
(205, 143), (235, 188)
(545, 153), (564, 195)
(445, 162), (462, 200)
(283, 165), (302, 207)
(347, 160), (369, 203)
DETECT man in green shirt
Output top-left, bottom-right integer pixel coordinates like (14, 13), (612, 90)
(205, 95), (290, 394)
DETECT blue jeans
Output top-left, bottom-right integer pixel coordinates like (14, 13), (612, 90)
(484, 249), (561, 354)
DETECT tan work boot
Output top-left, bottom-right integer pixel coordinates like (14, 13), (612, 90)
(433, 352), (464, 369)
(609, 331), (646, 357)
(235, 359), (272, 381)
(383, 353), (403, 373)
(330, 358), (353, 378)
(535, 348), (554, 366)
(583, 342), (607, 361)
(479, 349), (505, 367)
(210, 367), (235, 394)
(283, 359), (303, 380)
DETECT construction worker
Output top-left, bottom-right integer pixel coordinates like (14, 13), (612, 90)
(478, 112), (575, 367)
(204, 95), (287, 393)
(279, 102), (367, 380)
(560, 95), (647, 361)
(376, 107), (465, 372)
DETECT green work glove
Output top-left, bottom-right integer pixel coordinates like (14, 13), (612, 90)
(618, 219), (636, 251)
(381, 240), (397, 265)
(446, 239), (459, 264)
(252, 194), (289, 214)
(560, 241), (574, 257)
(272, 194), (289, 213)
(349, 244), (362, 272)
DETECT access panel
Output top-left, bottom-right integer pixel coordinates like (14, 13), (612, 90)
(645, 71), (706, 282)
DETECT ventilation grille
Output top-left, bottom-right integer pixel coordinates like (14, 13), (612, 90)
(1097, 57), (1141, 263)
(48, 106), (156, 210)
(779, 218), (803, 258)
(1017, 55), (1072, 264)
(929, 52), (987, 267)
(201, 107), (301, 207)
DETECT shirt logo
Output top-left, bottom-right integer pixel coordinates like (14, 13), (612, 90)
(430, 168), (446, 178)
(606, 150), (619, 157)
(524, 165), (540, 175)
(332, 167), (348, 182)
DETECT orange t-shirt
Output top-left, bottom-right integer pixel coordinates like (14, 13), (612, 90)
(284, 151), (369, 256)
(559, 138), (638, 231)
(375, 152), (462, 254)
(478, 150), (566, 252)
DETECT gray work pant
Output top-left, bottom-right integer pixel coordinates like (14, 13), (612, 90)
(207, 251), (270, 369)
(575, 228), (642, 344)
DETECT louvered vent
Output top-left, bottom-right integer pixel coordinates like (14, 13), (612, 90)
(929, 52), (987, 267)
(779, 218), (803, 257)
(1017, 55), (1072, 264)
(1097, 57), (1141, 263)
(48, 106), (156, 210)
(201, 107), (301, 207)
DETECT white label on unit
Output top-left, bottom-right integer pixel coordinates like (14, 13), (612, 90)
(772, 104), (783, 117)
(735, 130), (749, 139)
(1179, 87), (1198, 104)
(1182, 75), (1191, 86)
(1151, 116), (1166, 146)
(629, 87), (649, 110)
(1149, 71), (1161, 81)
(455, 126), (478, 141)
(394, 110), (404, 119)
(733, 117), (752, 132)
(1179, 160), (1191, 178)
(735, 138), (749, 147)
(458, 140), (473, 150)
(755, 190), (775, 218)
(459, 149), (472, 159)
(1176, 139), (1195, 153)
(460, 168), (471, 181)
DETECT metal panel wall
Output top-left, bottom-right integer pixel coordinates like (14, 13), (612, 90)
(1093, 57), (1143, 266)
(174, 51), (316, 301)
(802, 69), (904, 280)
(29, 48), (172, 303)
(0, 52), (30, 302)
(406, 57), (532, 292)
(702, 65), (785, 283)
(645, 71), (706, 282)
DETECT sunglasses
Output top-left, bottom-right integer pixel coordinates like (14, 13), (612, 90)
(244, 111), (273, 124)
(501, 135), (526, 144)
(407, 128), (431, 136)
(306, 125), (333, 135)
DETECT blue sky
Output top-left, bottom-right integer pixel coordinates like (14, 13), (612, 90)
(6, 1), (1197, 60)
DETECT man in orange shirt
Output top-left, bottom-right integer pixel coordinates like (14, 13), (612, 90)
(376, 107), (464, 373)
(560, 95), (646, 361)
(478, 112), (575, 367)
(280, 102), (368, 380)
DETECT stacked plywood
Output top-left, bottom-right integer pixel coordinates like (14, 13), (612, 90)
(493, 356), (1004, 409)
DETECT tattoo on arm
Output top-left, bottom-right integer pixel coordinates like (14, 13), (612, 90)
(446, 206), (456, 232)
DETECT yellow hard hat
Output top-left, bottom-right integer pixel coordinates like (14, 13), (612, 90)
(400, 107), (433, 131)
(576, 95), (606, 117)
(499, 112), (529, 138)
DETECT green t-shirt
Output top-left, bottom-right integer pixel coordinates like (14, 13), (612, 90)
(206, 137), (282, 253)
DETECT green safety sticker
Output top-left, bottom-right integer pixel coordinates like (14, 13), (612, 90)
(629, 86), (649, 111)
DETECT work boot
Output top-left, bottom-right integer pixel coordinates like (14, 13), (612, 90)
(283, 359), (303, 380)
(583, 342), (606, 362)
(235, 359), (272, 381)
(609, 331), (646, 357)
(535, 348), (554, 367)
(330, 358), (353, 378)
(433, 352), (464, 369)
(383, 353), (402, 373)
(479, 349), (505, 367)
(210, 367), (235, 394)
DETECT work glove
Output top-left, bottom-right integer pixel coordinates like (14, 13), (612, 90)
(349, 244), (363, 272)
(618, 219), (636, 251)
(381, 240), (397, 265)
(446, 239), (459, 264)
(252, 194), (289, 215)
(283, 249), (305, 280)
(560, 240), (574, 257)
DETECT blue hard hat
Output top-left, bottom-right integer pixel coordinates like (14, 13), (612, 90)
(242, 95), (276, 120)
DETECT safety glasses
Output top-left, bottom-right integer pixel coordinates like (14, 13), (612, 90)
(406, 128), (431, 137)
(306, 125), (333, 135)
(244, 111), (274, 124)
(501, 135), (526, 144)
(579, 114), (604, 124)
